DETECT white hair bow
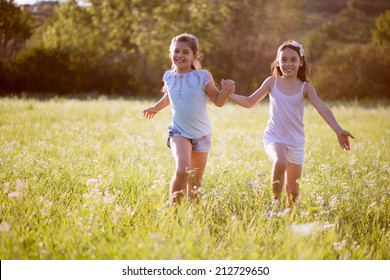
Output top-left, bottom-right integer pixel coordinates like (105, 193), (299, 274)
(290, 41), (304, 57)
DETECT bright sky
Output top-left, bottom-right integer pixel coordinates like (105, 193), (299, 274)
(14, 0), (53, 5)
(14, 0), (67, 4)
(15, 0), (44, 3)
(14, 0), (90, 8)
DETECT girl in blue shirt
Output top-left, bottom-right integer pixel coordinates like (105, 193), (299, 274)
(143, 33), (234, 206)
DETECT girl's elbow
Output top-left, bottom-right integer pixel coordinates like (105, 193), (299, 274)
(244, 102), (255, 108)
(246, 97), (258, 108)
(233, 101), (251, 108)
(215, 99), (227, 107)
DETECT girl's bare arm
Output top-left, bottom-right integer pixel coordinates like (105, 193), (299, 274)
(142, 91), (170, 119)
(306, 84), (355, 150)
(228, 76), (273, 108)
(206, 78), (234, 107)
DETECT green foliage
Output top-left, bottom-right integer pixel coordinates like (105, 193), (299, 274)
(304, 21), (342, 63)
(2, 47), (143, 94)
(347, 0), (390, 16)
(14, 48), (76, 92)
(337, 5), (377, 43)
(304, 0), (389, 64)
(0, 0), (34, 59)
(311, 43), (390, 99)
(41, 0), (94, 55)
(35, 0), (232, 95)
(0, 99), (389, 259)
(208, 0), (305, 94)
(2, 0), (390, 98)
(304, 0), (347, 14)
(372, 9), (390, 45)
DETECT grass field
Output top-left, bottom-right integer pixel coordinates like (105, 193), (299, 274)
(0, 97), (389, 260)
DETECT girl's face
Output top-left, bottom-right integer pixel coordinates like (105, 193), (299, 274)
(170, 41), (196, 73)
(277, 47), (303, 78)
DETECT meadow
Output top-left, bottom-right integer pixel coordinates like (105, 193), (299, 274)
(0, 97), (389, 260)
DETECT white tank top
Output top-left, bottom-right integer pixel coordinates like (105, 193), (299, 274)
(264, 77), (306, 147)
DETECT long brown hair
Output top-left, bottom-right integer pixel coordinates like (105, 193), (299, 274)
(169, 33), (203, 70)
(271, 40), (308, 82)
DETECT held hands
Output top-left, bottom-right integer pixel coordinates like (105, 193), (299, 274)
(337, 129), (355, 151)
(221, 79), (235, 97)
(142, 106), (158, 119)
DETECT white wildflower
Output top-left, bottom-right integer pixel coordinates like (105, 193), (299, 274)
(83, 187), (102, 200)
(0, 221), (11, 232)
(103, 192), (116, 204)
(15, 179), (25, 192)
(333, 240), (347, 251)
(369, 201), (377, 208)
(277, 207), (292, 217)
(86, 178), (99, 186)
(110, 215), (119, 224)
(8, 191), (23, 198)
(329, 195), (338, 208)
(115, 204), (122, 213)
(289, 222), (334, 236)
(3, 181), (10, 193)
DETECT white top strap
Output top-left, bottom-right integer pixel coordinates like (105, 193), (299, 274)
(274, 77), (278, 88)
(300, 81), (306, 94)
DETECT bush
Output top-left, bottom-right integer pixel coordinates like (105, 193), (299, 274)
(4, 48), (75, 93)
(311, 43), (390, 100)
(372, 9), (390, 45)
(0, 47), (158, 96)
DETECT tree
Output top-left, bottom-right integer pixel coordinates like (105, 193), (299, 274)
(0, 0), (33, 59)
(303, 20), (345, 64)
(39, 0), (231, 95)
(41, 0), (93, 54)
(211, 0), (305, 94)
(372, 9), (390, 45)
(311, 43), (390, 99)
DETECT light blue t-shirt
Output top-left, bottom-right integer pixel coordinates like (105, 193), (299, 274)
(163, 70), (212, 139)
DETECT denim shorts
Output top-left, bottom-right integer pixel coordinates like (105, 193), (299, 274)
(167, 128), (211, 153)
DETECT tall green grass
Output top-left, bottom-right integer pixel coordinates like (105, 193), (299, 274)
(0, 97), (389, 259)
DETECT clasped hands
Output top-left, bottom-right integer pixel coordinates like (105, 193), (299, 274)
(221, 79), (235, 97)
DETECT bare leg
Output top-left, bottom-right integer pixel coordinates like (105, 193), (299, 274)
(169, 137), (192, 206)
(188, 151), (209, 201)
(285, 162), (302, 207)
(267, 143), (288, 202)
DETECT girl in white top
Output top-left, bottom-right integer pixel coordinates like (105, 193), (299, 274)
(227, 40), (354, 209)
(143, 33), (234, 206)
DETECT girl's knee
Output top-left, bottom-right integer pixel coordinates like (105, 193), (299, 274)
(274, 157), (287, 172)
(175, 167), (189, 178)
